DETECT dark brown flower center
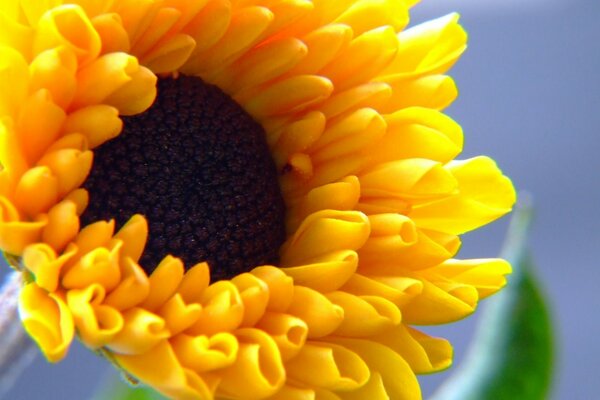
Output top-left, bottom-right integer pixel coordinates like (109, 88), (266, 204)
(81, 75), (286, 281)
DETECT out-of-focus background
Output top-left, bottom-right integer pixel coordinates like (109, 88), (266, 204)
(4, 0), (598, 398)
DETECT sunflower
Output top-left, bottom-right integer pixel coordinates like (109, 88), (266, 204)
(1, 0), (515, 399)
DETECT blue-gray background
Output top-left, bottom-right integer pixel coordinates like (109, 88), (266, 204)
(4, 0), (599, 398)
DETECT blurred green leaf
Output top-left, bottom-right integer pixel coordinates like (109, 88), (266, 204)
(94, 376), (165, 400)
(431, 203), (554, 400)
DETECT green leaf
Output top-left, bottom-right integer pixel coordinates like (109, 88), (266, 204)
(431, 203), (554, 400)
(93, 376), (166, 400)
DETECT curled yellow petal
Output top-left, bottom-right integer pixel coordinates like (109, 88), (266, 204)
(113, 214), (148, 263)
(104, 64), (157, 115)
(33, 4), (101, 66)
(107, 307), (170, 355)
(328, 292), (401, 337)
(22, 242), (76, 292)
(17, 89), (66, 165)
(62, 104), (123, 149)
(0, 46), (29, 119)
(426, 258), (512, 299)
(384, 13), (466, 77)
(41, 199), (80, 253)
(114, 340), (215, 400)
(251, 266), (294, 313)
(73, 219), (115, 257)
(374, 324), (452, 374)
(0, 197), (46, 255)
(319, 26), (399, 91)
(319, 82), (391, 119)
(374, 107), (463, 164)
(18, 283), (74, 362)
(62, 242), (121, 291)
(143, 33), (196, 74)
(359, 158), (457, 201)
(38, 148), (93, 198)
(330, 338), (421, 400)
(72, 52), (143, 108)
(334, 0), (408, 35)
(232, 273), (269, 327)
(287, 176), (360, 233)
(410, 156), (516, 234)
(287, 286), (343, 338)
(312, 108), (387, 165)
(177, 261), (210, 304)
(256, 312), (307, 362)
(66, 283), (124, 348)
(29, 47), (77, 109)
(281, 210), (370, 266)
(342, 274), (423, 308)
(92, 12), (131, 54)
(172, 332), (239, 372)
(187, 280), (244, 336)
(158, 293), (202, 336)
(142, 255), (184, 311)
(285, 342), (370, 391)
(104, 257), (151, 311)
(283, 250), (358, 293)
(401, 279), (478, 325)
(14, 166), (59, 218)
(238, 75), (333, 117)
(218, 328), (285, 399)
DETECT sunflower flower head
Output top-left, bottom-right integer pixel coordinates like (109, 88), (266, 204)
(1, 0), (515, 399)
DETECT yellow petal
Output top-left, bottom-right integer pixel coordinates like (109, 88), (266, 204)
(92, 12), (131, 54)
(285, 342), (370, 391)
(238, 74), (333, 117)
(281, 210), (370, 266)
(33, 4), (101, 67)
(114, 340), (215, 400)
(41, 199), (80, 253)
(359, 158), (457, 201)
(66, 283), (124, 348)
(177, 261), (210, 304)
(218, 328), (285, 399)
(283, 250), (358, 293)
(142, 255), (185, 311)
(62, 104), (123, 149)
(256, 312), (308, 362)
(327, 292), (401, 337)
(171, 332), (239, 372)
(38, 148), (93, 198)
(330, 338), (421, 400)
(334, 0), (409, 35)
(0, 46), (29, 119)
(0, 197), (46, 255)
(157, 294), (202, 336)
(187, 280), (244, 335)
(287, 286), (344, 338)
(374, 324), (452, 374)
(62, 242), (122, 291)
(14, 166), (59, 218)
(22, 242), (76, 292)
(29, 47), (77, 109)
(104, 257), (151, 311)
(251, 266), (294, 313)
(232, 273), (270, 327)
(410, 156), (516, 234)
(17, 89), (66, 165)
(113, 214), (148, 263)
(107, 307), (170, 355)
(18, 283), (74, 362)
(319, 26), (398, 91)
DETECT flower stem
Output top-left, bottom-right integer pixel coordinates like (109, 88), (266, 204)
(0, 271), (36, 396)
